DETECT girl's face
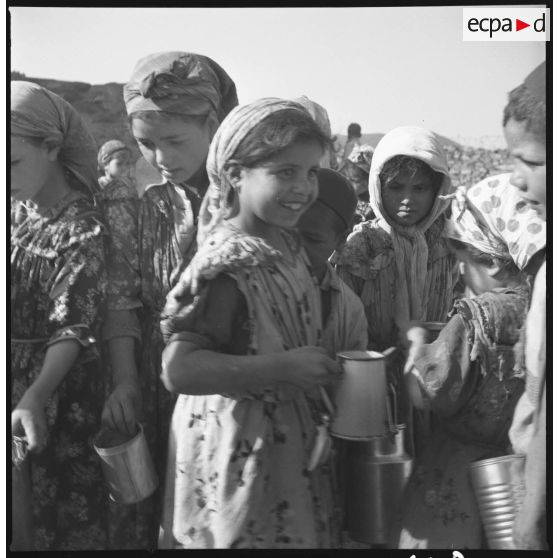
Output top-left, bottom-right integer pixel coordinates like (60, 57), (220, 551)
(381, 166), (438, 226)
(131, 114), (213, 185)
(105, 151), (132, 179)
(10, 135), (54, 202)
(503, 118), (546, 220)
(233, 141), (323, 235)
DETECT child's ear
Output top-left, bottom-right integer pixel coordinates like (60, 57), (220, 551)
(224, 163), (242, 188)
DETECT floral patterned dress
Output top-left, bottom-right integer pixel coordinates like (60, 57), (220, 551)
(392, 287), (527, 549)
(11, 191), (108, 550)
(158, 224), (336, 549)
(100, 179), (204, 549)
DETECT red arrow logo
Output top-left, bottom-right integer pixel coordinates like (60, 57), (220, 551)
(516, 19), (530, 31)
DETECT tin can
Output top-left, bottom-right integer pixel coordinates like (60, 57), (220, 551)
(470, 454), (526, 549)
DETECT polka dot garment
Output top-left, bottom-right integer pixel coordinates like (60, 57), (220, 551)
(445, 173), (545, 269)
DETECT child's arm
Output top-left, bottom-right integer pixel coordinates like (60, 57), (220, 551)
(12, 339), (81, 453)
(161, 340), (341, 395)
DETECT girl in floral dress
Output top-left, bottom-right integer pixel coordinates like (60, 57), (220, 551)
(158, 98), (341, 548)
(393, 179), (545, 549)
(100, 52), (238, 548)
(10, 81), (108, 550)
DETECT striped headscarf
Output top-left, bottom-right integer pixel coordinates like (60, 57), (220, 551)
(123, 51), (238, 123)
(446, 173), (546, 270)
(197, 97), (313, 245)
(368, 126), (454, 332)
(11, 80), (99, 199)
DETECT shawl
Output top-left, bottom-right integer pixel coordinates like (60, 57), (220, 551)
(197, 97), (313, 246)
(11, 81), (100, 200)
(446, 174), (546, 270)
(368, 126), (453, 333)
(123, 51), (238, 123)
(97, 139), (130, 170)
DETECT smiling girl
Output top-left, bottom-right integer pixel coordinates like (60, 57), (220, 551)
(158, 98), (340, 548)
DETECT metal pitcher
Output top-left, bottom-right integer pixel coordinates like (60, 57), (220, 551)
(331, 350), (393, 440)
(343, 423), (414, 545)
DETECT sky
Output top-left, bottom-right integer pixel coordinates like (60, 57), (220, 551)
(9, 6), (547, 147)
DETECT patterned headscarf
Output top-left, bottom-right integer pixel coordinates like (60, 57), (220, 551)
(11, 80), (99, 199)
(97, 139), (131, 170)
(123, 51), (238, 123)
(197, 98), (313, 245)
(445, 173), (546, 270)
(368, 126), (454, 331)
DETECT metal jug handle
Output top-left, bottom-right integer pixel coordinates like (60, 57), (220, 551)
(385, 393), (395, 436)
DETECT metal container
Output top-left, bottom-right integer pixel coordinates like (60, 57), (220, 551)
(344, 424), (414, 545)
(470, 454), (526, 549)
(332, 350), (393, 440)
(94, 424), (158, 504)
(11, 436), (35, 551)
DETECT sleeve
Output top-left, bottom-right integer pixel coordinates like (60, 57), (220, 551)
(45, 232), (107, 360)
(100, 179), (142, 341)
(161, 272), (250, 355)
(340, 282), (368, 351)
(411, 314), (478, 417)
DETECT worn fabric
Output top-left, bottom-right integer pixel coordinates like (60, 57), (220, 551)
(393, 286), (527, 549)
(197, 98), (312, 245)
(159, 224), (336, 548)
(509, 259), (547, 549)
(11, 81), (99, 200)
(97, 139), (130, 170)
(124, 51), (238, 122)
(11, 191), (108, 550)
(446, 174), (546, 270)
(347, 143), (374, 174)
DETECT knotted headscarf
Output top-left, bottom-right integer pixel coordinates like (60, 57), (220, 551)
(97, 139), (130, 170)
(368, 126), (453, 332)
(123, 51), (238, 123)
(11, 80), (99, 199)
(197, 97), (314, 245)
(445, 173), (546, 270)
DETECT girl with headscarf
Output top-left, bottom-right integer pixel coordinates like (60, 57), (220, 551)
(333, 126), (460, 426)
(100, 52), (238, 549)
(158, 98), (340, 548)
(391, 179), (542, 548)
(10, 81), (108, 550)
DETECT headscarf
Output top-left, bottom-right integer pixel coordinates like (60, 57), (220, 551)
(197, 98), (313, 245)
(292, 95), (332, 139)
(11, 80), (99, 199)
(368, 126), (454, 331)
(445, 173), (546, 270)
(97, 139), (130, 170)
(123, 51), (238, 123)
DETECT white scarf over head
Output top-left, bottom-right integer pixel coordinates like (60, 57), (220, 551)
(368, 126), (453, 333)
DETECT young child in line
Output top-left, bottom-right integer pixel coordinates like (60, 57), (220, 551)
(503, 61), (547, 551)
(11, 81), (108, 550)
(298, 167), (367, 357)
(333, 126), (459, 429)
(158, 98), (341, 549)
(342, 143), (374, 203)
(97, 139), (135, 188)
(393, 176), (545, 549)
(100, 52), (238, 549)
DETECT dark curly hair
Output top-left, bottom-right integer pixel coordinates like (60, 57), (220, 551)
(502, 84), (546, 143)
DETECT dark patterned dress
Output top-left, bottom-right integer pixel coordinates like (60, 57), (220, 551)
(392, 287), (528, 549)
(11, 191), (109, 550)
(100, 179), (204, 549)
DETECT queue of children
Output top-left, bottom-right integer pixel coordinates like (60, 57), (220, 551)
(10, 54), (547, 551)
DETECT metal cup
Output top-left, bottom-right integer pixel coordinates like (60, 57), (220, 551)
(94, 423), (158, 504)
(331, 350), (393, 440)
(469, 454), (526, 549)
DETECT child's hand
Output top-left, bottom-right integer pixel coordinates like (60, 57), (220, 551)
(11, 391), (48, 453)
(101, 378), (142, 437)
(284, 346), (342, 391)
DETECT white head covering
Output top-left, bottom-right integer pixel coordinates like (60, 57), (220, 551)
(446, 173), (546, 269)
(368, 126), (454, 332)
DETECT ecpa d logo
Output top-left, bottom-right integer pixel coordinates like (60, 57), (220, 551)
(463, 8), (550, 41)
